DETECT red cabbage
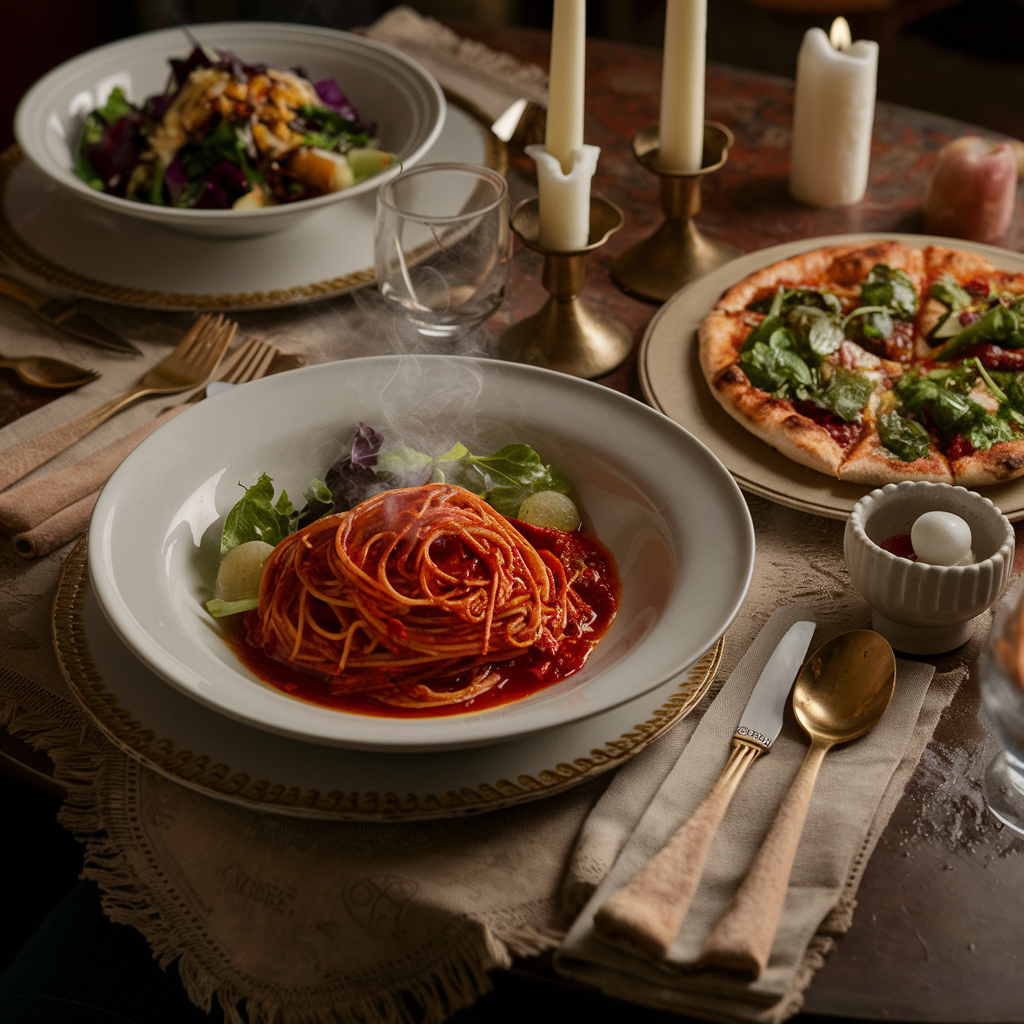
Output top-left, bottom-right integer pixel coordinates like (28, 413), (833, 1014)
(164, 155), (189, 202)
(314, 78), (375, 134)
(325, 423), (384, 510)
(86, 113), (144, 196)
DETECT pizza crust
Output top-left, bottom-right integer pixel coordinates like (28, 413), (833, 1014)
(949, 440), (1024, 486)
(837, 418), (952, 485)
(707, 364), (847, 477)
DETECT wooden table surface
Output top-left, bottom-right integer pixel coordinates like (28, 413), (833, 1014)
(4, 24), (1024, 1023)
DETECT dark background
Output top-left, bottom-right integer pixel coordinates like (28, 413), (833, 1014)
(4, 0), (1024, 153)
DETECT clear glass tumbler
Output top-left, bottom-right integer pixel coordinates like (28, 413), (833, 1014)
(374, 163), (511, 340)
(979, 584), (1024, 836)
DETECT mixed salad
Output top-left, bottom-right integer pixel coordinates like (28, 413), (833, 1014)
(206, 424), (581, 617)
(74, 44), (396, 210)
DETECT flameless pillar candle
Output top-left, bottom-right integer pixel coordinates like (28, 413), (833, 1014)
(790, 18), (879, 208)
(658, 0), (707, 172)
(528, 0), (600, 251)
(923, 136), (1017, 244)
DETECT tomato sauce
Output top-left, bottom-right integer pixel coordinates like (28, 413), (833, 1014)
(792, 401), (860, 447)
(958, 343), (1024, 371)
(226, 520), (621, 719)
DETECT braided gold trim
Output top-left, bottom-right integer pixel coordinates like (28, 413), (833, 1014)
(53, 538), (722, 820)
(0, 92), (507, 312)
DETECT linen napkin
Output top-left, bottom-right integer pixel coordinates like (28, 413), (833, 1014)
(555, 605), (937, 1024)
(361, 6), (548, 124)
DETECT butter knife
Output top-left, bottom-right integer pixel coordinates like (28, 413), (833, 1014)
(0, 274), (140, 354)
(593, 620), (817, 957)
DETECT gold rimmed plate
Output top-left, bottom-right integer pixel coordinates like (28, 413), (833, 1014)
(55, 538), (722, 821)
(0, 93), (505, 312)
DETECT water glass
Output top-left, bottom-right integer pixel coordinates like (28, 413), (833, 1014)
(979, 584), (1024, 836)
(374, 163), (511, 340)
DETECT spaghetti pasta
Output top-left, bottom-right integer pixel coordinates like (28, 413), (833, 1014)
(245, 483), (618, 711)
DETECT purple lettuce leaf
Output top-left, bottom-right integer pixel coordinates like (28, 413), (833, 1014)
(314, 78), (375, 134)
(214, 48), (267, 83)
(86, 113), (145, 196)
(351, 422), (383, 468)
(164, 155), (189, 202)
(168, 45), (211, 90)
(324, 423), (384, 511)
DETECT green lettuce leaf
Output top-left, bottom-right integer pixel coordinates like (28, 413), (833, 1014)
(935, 305), (1019, 360)
(205, 597), (260, 618)
(818, 368), (873, 422)
(220, 474), (294, 556)
(878, 411), (932, 462)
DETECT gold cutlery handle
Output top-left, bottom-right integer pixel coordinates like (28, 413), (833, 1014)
(0, 273), (50, 312)
(698, 736), (831, 977)
(0, 384), (152, 491)
(594, 738), (763, 957)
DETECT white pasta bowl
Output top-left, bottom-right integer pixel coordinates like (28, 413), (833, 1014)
(89, 355), (755, 752)
(15, 22), (445, 239)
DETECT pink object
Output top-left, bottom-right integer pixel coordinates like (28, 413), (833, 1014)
(923, 136), (1017, 243)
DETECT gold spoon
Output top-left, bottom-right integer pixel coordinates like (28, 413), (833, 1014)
(698, 629), (896, 977)
(0, 352), (99, 389)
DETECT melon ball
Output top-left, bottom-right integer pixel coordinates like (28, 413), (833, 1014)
(517, 491), (581, 532)
(214, 540), (275, 602)
(910, 511), (973, 566)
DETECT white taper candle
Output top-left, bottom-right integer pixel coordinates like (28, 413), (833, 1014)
(545, 0), (586, 174)
(658, 0), (707, 173)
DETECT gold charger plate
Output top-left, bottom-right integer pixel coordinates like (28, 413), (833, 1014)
(54, 539), (723, 821)
(0, 92), (506, 312)
(639, 231), (1024, 521)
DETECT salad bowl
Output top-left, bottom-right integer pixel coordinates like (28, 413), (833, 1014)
(88, 355), (755, 752)
(15, 22), (445, 239)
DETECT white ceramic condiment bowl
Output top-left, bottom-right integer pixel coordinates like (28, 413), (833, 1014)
(844, 481), (1014, 654)
(15, 22), (445, 239)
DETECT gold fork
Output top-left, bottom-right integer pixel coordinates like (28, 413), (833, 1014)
(182, 336), (278, 405)
(0, 314), (236, 492)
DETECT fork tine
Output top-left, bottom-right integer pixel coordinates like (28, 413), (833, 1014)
(217, 338), (260, 384)
(176, 313), (214, 360)
(193, 320), (237, 379)
(227, 339), (270, 384)
(243, 343), (277, 383)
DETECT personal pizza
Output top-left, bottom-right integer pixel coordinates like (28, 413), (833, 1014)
(699, 240), (1024, 486)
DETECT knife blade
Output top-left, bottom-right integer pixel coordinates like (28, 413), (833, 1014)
(592, 618), (817, 957)
(0, 273), (141, 354)
(735, 619), (817, 750)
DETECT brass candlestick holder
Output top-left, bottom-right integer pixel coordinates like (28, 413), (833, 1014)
(612, 122), (740, 304)
(500, 194), (631, 380)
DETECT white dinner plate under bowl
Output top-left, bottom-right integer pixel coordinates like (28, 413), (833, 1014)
(14, 22), (445, 238)
(88, 355), (755, 753)
(55, 540), (724, 822)
(640, 232), (1024, 521)
(0, 96), (501, 310)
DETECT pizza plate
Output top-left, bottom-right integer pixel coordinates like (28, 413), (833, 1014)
(639, 231), (1024, 521)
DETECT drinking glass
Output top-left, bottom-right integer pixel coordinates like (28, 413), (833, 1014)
(979, 584), (1024, 836)
(375, 163), (511, 340)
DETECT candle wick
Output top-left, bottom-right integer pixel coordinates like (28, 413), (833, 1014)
(829, 15), (853, 51)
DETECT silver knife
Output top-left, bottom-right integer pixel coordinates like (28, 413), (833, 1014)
(593, 619), (817, 957)
(734, 619), (817, 751)
(0, 273), (141, 354)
